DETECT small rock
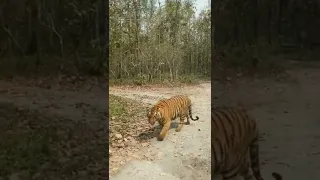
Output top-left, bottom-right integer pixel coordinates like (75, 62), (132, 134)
(124, 138), (128, 142)
(141, 142), (148, 147)
(198, 129), (201, 131)
(116, 143), (125, 148)
(115, 133), (122, 139)
(112, 168), (119, 173)
(187, 165), (194, 169)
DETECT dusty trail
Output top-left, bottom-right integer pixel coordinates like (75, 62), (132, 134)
(109, 82), (211, 180)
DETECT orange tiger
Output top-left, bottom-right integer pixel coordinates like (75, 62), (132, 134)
(147, 95), (199, 141)
(212, 106), (283, 180)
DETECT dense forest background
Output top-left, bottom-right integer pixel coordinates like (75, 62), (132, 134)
(0, 0), (107, 78)
(1, 0), (319, 82)
(110, 0), (211, 84)
(213, 0), (320, 77)
(0, 0), (210, 85)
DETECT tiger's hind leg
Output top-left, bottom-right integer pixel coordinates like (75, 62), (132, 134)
(176, 115), (186, 132)
(240, 164), (257, 180)
(184, 109), (191, 125)
(185, 111), (191, 125)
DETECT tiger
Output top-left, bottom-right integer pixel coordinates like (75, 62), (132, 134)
(212, 106), (283, 180)
(147, 95), (199, 141)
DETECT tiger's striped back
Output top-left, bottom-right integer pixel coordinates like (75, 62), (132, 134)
(212, 107), (282, 180)
(147, 95), (199, 141)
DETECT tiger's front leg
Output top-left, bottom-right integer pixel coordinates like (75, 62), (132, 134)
(157, 119), (170, 141)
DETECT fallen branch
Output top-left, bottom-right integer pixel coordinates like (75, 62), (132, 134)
(2, 26), (25, 56)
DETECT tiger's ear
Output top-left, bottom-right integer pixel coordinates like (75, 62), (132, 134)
(155, 108), (162, 118)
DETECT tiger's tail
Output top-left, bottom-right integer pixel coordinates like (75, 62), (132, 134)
(250, 136), (283, 180)
(188, 106), (199, 121)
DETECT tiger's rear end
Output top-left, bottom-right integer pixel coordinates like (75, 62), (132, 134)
(212, 107), (282, 180)
(147, 95), (199, 141)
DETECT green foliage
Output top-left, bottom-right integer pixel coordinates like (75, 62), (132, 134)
(109, 95), (126, 117)
(178, 74), (202, 84)
(109, 0), (211, 84)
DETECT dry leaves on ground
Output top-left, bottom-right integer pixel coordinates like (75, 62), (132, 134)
(0, 102), (108, 180)
(109, 95), (157, 176)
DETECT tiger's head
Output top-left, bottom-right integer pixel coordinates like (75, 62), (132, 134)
(147, 107), (162, 126)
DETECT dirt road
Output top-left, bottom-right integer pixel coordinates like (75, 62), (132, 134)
(109, 82), (211, 180)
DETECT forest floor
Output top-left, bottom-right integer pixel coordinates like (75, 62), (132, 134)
(0, 60), (319, 179)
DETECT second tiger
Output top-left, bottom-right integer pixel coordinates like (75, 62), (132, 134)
(147, 95), (199, 141)
(212, 107), (283, 180)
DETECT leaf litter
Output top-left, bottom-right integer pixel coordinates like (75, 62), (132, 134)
(109, 95), (158, 176)
(0, 102), (108, 180)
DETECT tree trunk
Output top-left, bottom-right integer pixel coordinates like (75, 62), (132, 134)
(36, 1), (42, 73)
(267, 3), (271, 44)
(253, 0), (258, 42)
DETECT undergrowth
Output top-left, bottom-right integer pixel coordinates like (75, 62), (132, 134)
(109, 95), (148, 139)
(109, 95), (154, 176)
(109, 74), (208, 86)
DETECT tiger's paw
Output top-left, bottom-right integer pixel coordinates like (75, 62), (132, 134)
(185, 121), (190, 125)
(157, 135), (164, 141)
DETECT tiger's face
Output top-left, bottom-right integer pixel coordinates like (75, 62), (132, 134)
(147, 108), (161, 126)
